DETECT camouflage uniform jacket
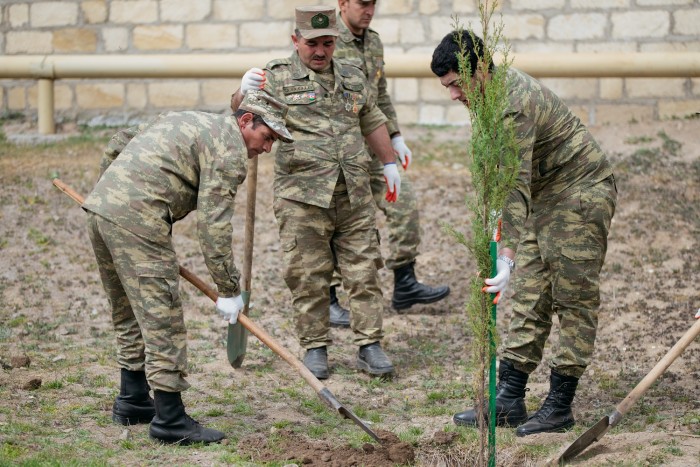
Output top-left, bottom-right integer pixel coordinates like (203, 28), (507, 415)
(264, 52), (387, 209)
(501, 68), (614, 252)
(83, 111), (246, 297)
(334, 13), (400, 136)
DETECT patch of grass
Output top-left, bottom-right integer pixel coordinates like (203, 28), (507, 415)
(0, 441), (27, 462)
(398, 425), (423, 445)
(625, 135), (655, 145)
(27, 228), (53, 247)
(43, 379), (64, 390)
(657, 130), (682, 157)
(205, 407), (225, 417)
(597, 373), (619, 390)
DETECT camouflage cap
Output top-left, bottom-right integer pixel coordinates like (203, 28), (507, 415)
(296, 6), (339, 39)
(239, 90), (294, 143)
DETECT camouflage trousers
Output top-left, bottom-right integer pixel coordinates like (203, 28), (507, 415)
(502, 176), (617, 379)
(274, 193), (385, 349)
(87, 212), (190, 392)
(330, 154), (421, 288)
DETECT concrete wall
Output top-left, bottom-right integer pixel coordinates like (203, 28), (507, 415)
(1, 0), (699, 128)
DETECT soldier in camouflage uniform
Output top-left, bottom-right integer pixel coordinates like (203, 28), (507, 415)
(230, 6), (402, 380)
(431, 30), (617, 436)
(323, 0), (450, 327)
(83, 91), (292, 445)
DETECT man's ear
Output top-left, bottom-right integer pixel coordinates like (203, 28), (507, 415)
(237, 112), (253, 130)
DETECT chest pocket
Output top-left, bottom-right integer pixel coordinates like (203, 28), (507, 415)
(283, 84), (317, 105)
(340, 82), (367, 112)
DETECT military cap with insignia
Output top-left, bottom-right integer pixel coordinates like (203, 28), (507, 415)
(295, 6), (339, 39)
(239, 90), (294, 143)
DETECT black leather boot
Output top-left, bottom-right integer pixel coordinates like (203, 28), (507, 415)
(303, 346), (329, 380)
(453, 360), (529, 427)
(391, 261), (450, 311)
(329, 286), (350, 328)
(357, 342), (394, 376)
(149, 390), (225, 445)
(516, 370), (578, 437)
(112, 368), (155, 425)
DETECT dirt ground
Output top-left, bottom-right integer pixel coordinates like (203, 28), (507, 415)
(0, 116), (699, 466)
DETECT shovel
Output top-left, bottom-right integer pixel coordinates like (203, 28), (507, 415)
(547, 317), (700, 465)
(52, 178), (382, 443)
(227, 156), (258, 369)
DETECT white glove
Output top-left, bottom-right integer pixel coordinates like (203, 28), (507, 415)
(383, 162), (401, 203)
(695, 308), (700, 319)
(391, 135), (412, 170)
(216, 295), (244, 324)
(241, 67), (266, 95)
(483, 257), (512, 304)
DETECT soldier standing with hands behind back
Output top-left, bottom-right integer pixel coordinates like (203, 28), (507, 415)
(83, 91), (292, 445)
(328, 0), (450, 326)
(231, 6), (402, 380)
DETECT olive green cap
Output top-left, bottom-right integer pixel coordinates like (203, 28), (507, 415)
(296, 6), (339, 39)
(239, 90), (293, 143)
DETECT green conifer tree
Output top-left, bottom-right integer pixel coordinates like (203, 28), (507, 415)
(443, 1), (520, 464)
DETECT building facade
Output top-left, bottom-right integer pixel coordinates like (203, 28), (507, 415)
(1, 0), (699, 127)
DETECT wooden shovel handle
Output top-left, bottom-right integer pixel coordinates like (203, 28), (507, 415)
(241, 156), (257, 311)
(53, 178), (84, 205)
(178, 265), (324, 392)
(614, 317), (700, 421)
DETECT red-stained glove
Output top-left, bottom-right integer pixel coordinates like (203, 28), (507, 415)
(695, 309), (700, 319)
(482, 257), (513, 305)
(383, 162), (401, 203)
(391, 135), (412, 170)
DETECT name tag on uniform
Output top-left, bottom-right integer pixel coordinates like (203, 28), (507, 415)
(283, 84), (315, 94)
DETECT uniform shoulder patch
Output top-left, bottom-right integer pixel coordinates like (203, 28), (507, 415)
(366, 27), (380, 38)
(267, 57), (291, 69)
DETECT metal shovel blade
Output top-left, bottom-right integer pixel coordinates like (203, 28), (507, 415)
(318, 388), (380, 443)
(547, 415), (611, 465)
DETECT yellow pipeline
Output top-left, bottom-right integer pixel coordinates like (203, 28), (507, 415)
(2, 52), (699, 134)
(1, 53), (700, 79)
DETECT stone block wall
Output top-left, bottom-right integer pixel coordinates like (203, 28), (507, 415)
(1, 0), (699, 128)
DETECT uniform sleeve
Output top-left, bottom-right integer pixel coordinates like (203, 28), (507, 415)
(359, 91), (388, 136)
(501, 110), (534, 253)
(263, 67), (284, 101)
(196, 145), (244, 297)
(375, 55), (400, 136)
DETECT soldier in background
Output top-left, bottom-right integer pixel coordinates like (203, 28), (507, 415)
(231, 6), (401, 380)
(83, 91), (292, 445)
(431, 30), (617, 436)
(326, 0), (450, 327)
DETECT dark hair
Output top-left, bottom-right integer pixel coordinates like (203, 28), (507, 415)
(233, 109), (266, 128)
(430, 30), (493, 78)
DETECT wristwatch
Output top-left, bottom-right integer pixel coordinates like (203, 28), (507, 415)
(497, 255), (515, 273)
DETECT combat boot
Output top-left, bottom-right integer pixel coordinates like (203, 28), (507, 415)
(303, 346), (329, 380)
(149, 390), (225, 445)
(516, 370), (578, 437)
(329, 286), (350, 328)
(453, 360), (529, 427)
(112, 368), (155, 425)
(391, 261), (450, 311)
(357, 342), (394, 376)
